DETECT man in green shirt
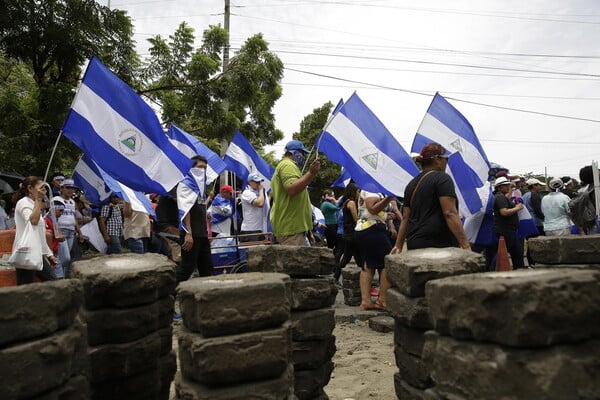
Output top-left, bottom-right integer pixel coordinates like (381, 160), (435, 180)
(270, 140), (320, 245)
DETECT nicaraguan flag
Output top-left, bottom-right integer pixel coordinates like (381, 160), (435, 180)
(62, 56), (193, 195)
(317, 93), (419, 195)
(331, 167), (352, 188)
(413, 92), (490, 218)
(72, 154), (113, 207)
(73, 155), (155, 217)
(177, 168), (206, 232)
(223, 130), (275, 191)
(167, 124), (227, 184)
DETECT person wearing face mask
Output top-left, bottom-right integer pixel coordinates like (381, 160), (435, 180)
(270, 140), (320, 246)
(175, 155), (213, 283)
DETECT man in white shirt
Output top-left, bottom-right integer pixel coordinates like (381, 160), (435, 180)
(239, 173), (268, 242)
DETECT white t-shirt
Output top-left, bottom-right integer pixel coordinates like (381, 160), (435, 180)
(241, 187), (265, 231)
(13, 196), (52, 256)
(355, 190), (389, 232)
(53, 196), (77, 230)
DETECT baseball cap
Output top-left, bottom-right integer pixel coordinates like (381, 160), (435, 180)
(494, 177), (511, 187)
(549, 177), (563, 190)
(248, 173), (264, 183)
(285, 140), (310, 154)
(220, 185), (234, 193)
(60, 178), (77, 188)
(526, 178), (545, 187)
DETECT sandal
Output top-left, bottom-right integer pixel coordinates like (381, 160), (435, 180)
(374, 300), (386, 310)
(359, 303), (376, 311)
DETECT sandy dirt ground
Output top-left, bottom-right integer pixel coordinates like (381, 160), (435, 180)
(324, 320), (396, 400)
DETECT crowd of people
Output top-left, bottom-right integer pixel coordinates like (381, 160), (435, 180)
(3, 139), (598, 315)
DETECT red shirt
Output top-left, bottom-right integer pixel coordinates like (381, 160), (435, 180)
(44, 216), (59, 254)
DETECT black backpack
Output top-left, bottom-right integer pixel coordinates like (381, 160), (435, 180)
(568, 189), (596, 229)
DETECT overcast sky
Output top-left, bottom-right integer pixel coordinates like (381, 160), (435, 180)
(105, 0), (600, 180)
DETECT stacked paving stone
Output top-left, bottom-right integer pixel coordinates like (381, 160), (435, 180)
(71, 253), (177, 400)
(385, 248), (486, 400)
(175, 272), (294, 400)
(0, 280), (90, 400)
(528, 235), (600, 268)
(341, 263), (361, 306)
(248, 245), (337, 400)
(424, 268), (600, 400)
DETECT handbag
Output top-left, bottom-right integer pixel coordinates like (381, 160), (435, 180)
(8, 222), (44, 271)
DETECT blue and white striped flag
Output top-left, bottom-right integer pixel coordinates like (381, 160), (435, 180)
(413, 93), (494, 245)
(331, 167), (352, 188)
(317, 93), (419, 195)
(62, 56), (193, 195)
(177, 168), (206, 232)
(223, 130), (275, 191)
(167, 124), (227, 184)
(72, 154), (113, 207)
(413, 93), (490, 218)
(73, 155), (156, 217)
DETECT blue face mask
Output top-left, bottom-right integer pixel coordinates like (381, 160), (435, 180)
(291, 150), (305, 167)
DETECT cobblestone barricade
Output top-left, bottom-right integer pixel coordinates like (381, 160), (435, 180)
(424, 268), (600, 400)
(72, 253), (177, 400)
(0, 280), (90, 400)
(176, 272), (295, 400)
(340, 264), (361, 306)
(528, 235), (600, 265)
(248, 245), (337, 400)
(385, 248), (486, 399)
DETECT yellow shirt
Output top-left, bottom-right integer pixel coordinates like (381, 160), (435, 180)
(270, 158), (312, 236)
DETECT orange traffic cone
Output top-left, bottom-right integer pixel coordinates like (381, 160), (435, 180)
(496, 236), (512, 272)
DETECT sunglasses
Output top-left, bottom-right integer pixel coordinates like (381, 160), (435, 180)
(435, 154), (450, 159)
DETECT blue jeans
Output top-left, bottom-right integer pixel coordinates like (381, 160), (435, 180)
(56, 228), (75, 278)
(126, 238), (147, 254)
(107, 235), (122, 254)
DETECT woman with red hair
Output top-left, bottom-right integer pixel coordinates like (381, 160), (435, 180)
(392, 143), (470, 253)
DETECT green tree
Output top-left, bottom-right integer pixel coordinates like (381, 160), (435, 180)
(142, 24), (284, 152)
(0, 0), (139, 175)
(292, 101), (343, 204)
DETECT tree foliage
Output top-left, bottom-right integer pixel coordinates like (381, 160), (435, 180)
(0, 0), (138, 175)
(292, 101), (344, 204)
(142, 23), (284, 152)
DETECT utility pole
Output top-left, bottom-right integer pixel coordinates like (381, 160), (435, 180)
(220, 0), (231, 186)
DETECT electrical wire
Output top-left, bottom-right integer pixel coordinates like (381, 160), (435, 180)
(284, 67), (600, 123)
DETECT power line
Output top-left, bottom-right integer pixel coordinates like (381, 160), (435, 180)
(284, 67), (600, 124)
(280, 62), (600, 81)
(233, 1), (600, 25)
(281, 81), (600, 101)
(275, 49), (600, 78)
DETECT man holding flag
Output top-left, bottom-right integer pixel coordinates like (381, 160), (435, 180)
(270, 140), (320, 246)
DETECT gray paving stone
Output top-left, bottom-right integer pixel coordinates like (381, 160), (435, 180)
(291, 307), (335, 341)
(386, 288), (432, 329)
(0, 318), (88, 400)
(31, 375), (90, 400)
(294, 361), (334, 400)
(394, 323), (427, 357)
(291, 276), (337, 310)
(178, 272), (291, 337)
(178, 323), (291, 385)
(394, 373), (428, 400)
(71, 253), (176, 309)
(0, 279), (82, 346)
(83, 295), (173, 345)
(426, 268), (600, 346)
(174, 365), (295, 400)
(88, 330), (161, 382)
(528, 235), (600, 264)
(292, 335), (336, 370)
(430, 334), (600, 400)
(394, 345), (432, 389)
(368, 316), (395, 333)
(247, 245), (334, 276)
(386, 248), (485, 297)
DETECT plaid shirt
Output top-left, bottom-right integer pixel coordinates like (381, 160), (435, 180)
(101, 204), (123, 236)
